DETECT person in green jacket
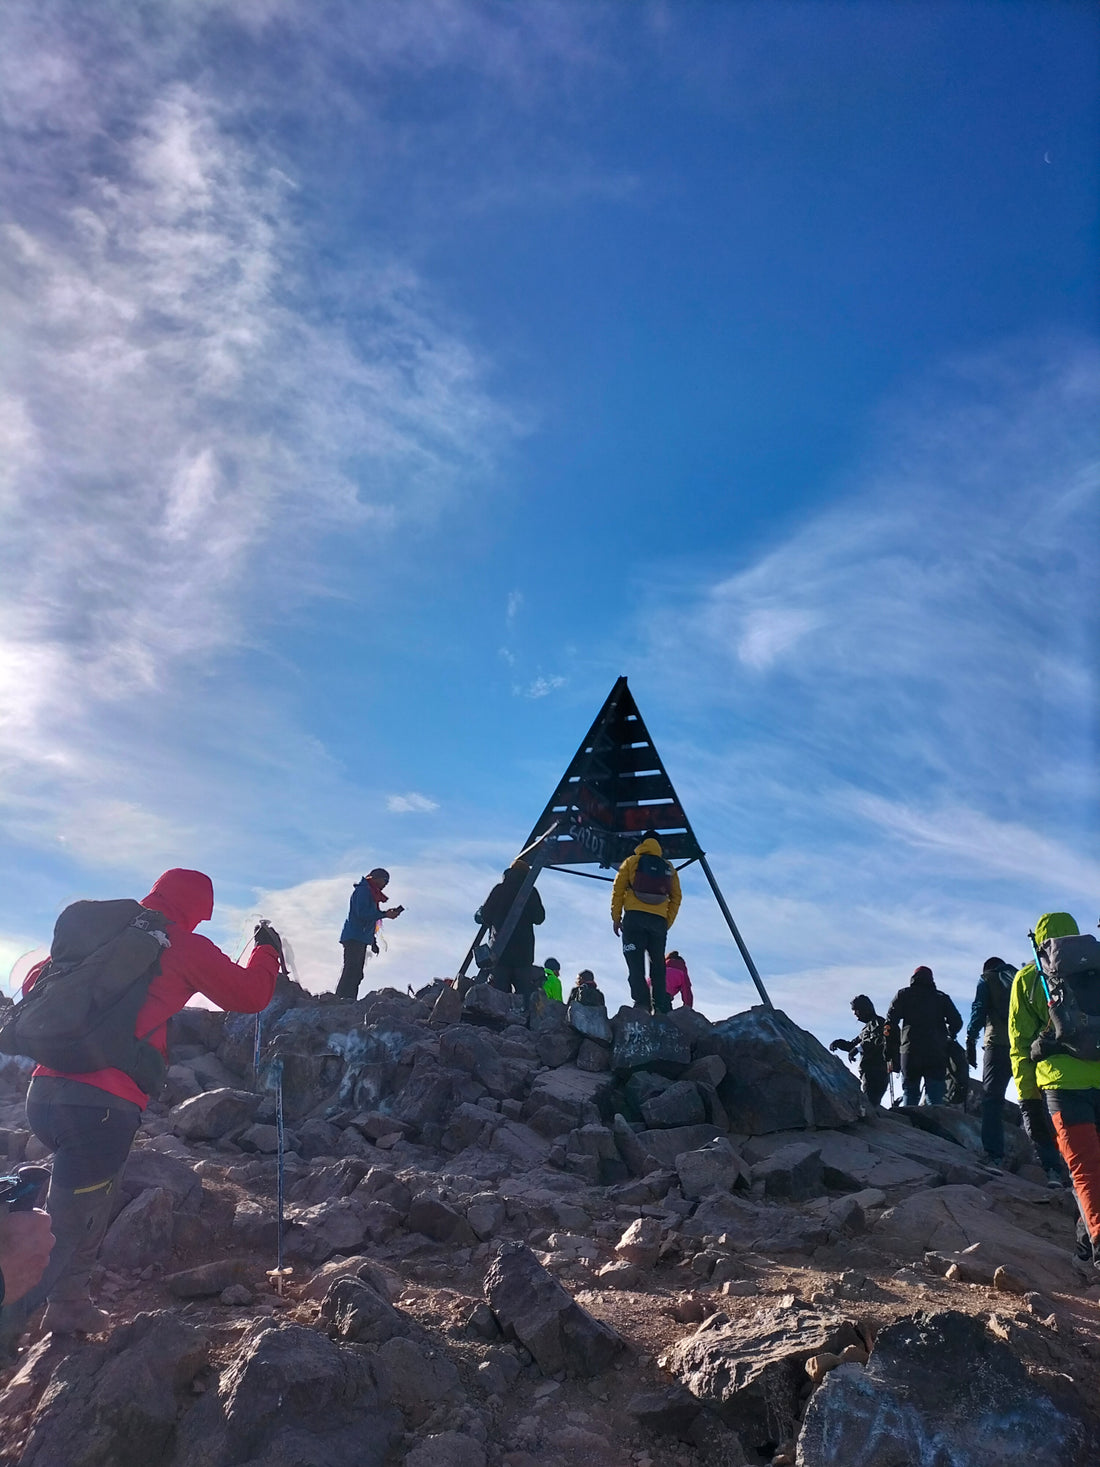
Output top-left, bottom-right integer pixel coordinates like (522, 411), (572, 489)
(541, 957), (563, 1003)
(1009, 911), (1100, 1267)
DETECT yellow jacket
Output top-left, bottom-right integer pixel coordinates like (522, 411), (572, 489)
(1008, 911), (1100, 1100)
(611, 838), (682, 928)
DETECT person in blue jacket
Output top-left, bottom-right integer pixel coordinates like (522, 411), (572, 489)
(336, 868), (404, 999)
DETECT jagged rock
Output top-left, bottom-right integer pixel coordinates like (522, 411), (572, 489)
(703, 1008), (863, 1133)
(676, 1137), (749, 1200)
(627, 1386), (705, 1441)
(171, 1318), (402, 1466)
(483, 1242), (625, 1377)
(293, 1118), (343, 1158)
(407, 1193), (477, 1244)
(523, 1067), (608, 1135)
(796, 1311), (1093, 1467)
(564, 1123), (626, 1184)
(118, 1148), (203, 1214)
(170, 1087), (263, 1141)
(872, 1185), (1081, 1292)
(640, 1080), (705, 1129)
(302, 1254), (399, 1302)
(188, 1052), (241, 1091)
(406, 1431), (487, 1467)
(321, 1276), (417, 1344)
(441, 1100), (501, 1153)
(349, 1111), (415, 1142)
(166, 1259), (251, 1297)
(237, 1123), (289, 1154)
(751, 1142), (825, 1201)
(290, 1157), (370, 1206)
(615, 1216), (662, 1267)
(610, 1008), (692, 1078)
(526, 989), (568, 1032)
(627, 1123), (724, 1172)
(429, 985), (464, 1027)
(683, 1054), (726, 1087)
(463, 983), (518, 1027)
(392, 1066), (457, 1130)
(356, 1165), (412, 1214)
(163, 1064), (203, 1106)
(232, 1198), (279, 1250)
(375, 1335), (462, 1422)
(576, 1038), (611, 1071)
(663, 1303), (862, 1455)
(536, 1027), (582, 1067)
(467, 1196), (506, 1240)
(100, 1186), (175, 1271)
(285, 1197), (371, 1262)
(169, 1006), (228, 1053)
(18, 1311), (210, 1467)
(745, 1126), (935, 1194)
(568, 1004), (613, 1045)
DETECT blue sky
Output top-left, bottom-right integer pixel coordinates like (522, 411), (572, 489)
(1, 1), (1098, 1055)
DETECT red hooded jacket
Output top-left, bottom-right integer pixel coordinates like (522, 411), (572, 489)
(25, 868), (279, 1109)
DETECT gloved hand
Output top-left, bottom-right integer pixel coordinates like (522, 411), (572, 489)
(965, 1040), (977, 1069)
(1030, 1033), (1057, 1063)
(370, 940), (379, 955)
(828, 1040), (841, 1052)
(253, 921), (283, 955)
(1019, 1097), (1049, 1133)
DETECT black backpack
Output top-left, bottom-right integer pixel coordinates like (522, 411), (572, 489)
(632, 852), (673, 905)
(1035, 934), (1100, 1060)
(0, 900), (171, 1096)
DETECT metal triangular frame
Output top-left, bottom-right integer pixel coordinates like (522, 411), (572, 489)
(457, 676), (771, 1007)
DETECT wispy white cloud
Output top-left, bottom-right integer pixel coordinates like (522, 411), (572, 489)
(387, 792), (440, 814)
(0, 10), (516, 858)
(520, 675), (567, 699)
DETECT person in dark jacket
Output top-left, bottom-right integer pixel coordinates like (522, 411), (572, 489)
(0, 869), (278, 1349)
(568, 970), (606, 1007)
(829, 995), (889, 1105)
(336, 869), (404, 1000)
(969, 955), (1065, 1181)
(885, 966), (963, 1107)
(477, 859), (545, 996)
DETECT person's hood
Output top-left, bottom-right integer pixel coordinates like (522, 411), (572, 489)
(634, 837), (663, 857)
(1034, 912), (1079, 945)
(142, 869), (214, 932)
(910, 965), (935, 988)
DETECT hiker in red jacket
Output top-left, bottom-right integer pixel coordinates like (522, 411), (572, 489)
(0, 869), (278, 1348)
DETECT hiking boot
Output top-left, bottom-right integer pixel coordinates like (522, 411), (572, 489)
(41, 1298), (110, 1336)
(632, 1001), (651, 1014)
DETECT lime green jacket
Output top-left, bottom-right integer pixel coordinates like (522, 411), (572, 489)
(542, 970), (563, 1003)
(1008, 911), (1100, 1100)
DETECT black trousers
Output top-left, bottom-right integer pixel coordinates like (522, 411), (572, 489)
(490, 964), (537, 996)
(861, 1068), (889, 1106)
(336, 940), (368, 999)
(0, 1079), (140, 1343)
(621, 909), (669, 1011)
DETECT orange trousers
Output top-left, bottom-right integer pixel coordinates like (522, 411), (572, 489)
(1046, 1088), (1100, 1246)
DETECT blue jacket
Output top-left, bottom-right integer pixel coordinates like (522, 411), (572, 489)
(341, 879), (383, 946)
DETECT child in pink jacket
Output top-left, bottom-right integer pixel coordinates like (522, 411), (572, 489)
(664, 951), (693, 1008)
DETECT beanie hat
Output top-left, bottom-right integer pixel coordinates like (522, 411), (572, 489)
(910, 965), (934, 985)
(577, 969), (595, 983)
(544, 957), (560, 973)
(983, 956), (1006, 972)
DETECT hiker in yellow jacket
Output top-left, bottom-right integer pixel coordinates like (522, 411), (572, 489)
(1009, 911), (1100, 1268)
(611, 833), (682, 1015)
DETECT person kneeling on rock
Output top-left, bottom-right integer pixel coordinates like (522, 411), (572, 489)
(568, 970), (606, 1008)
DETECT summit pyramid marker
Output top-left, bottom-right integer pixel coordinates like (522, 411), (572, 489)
(461, 676), (771, 1007)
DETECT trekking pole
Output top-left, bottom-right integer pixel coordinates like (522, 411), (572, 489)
(266, 1056), (292, 1298)
(252, 1013), (262, 1083)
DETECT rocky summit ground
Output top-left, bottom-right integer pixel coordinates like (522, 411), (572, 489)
(1, 978), (1098, 1467)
